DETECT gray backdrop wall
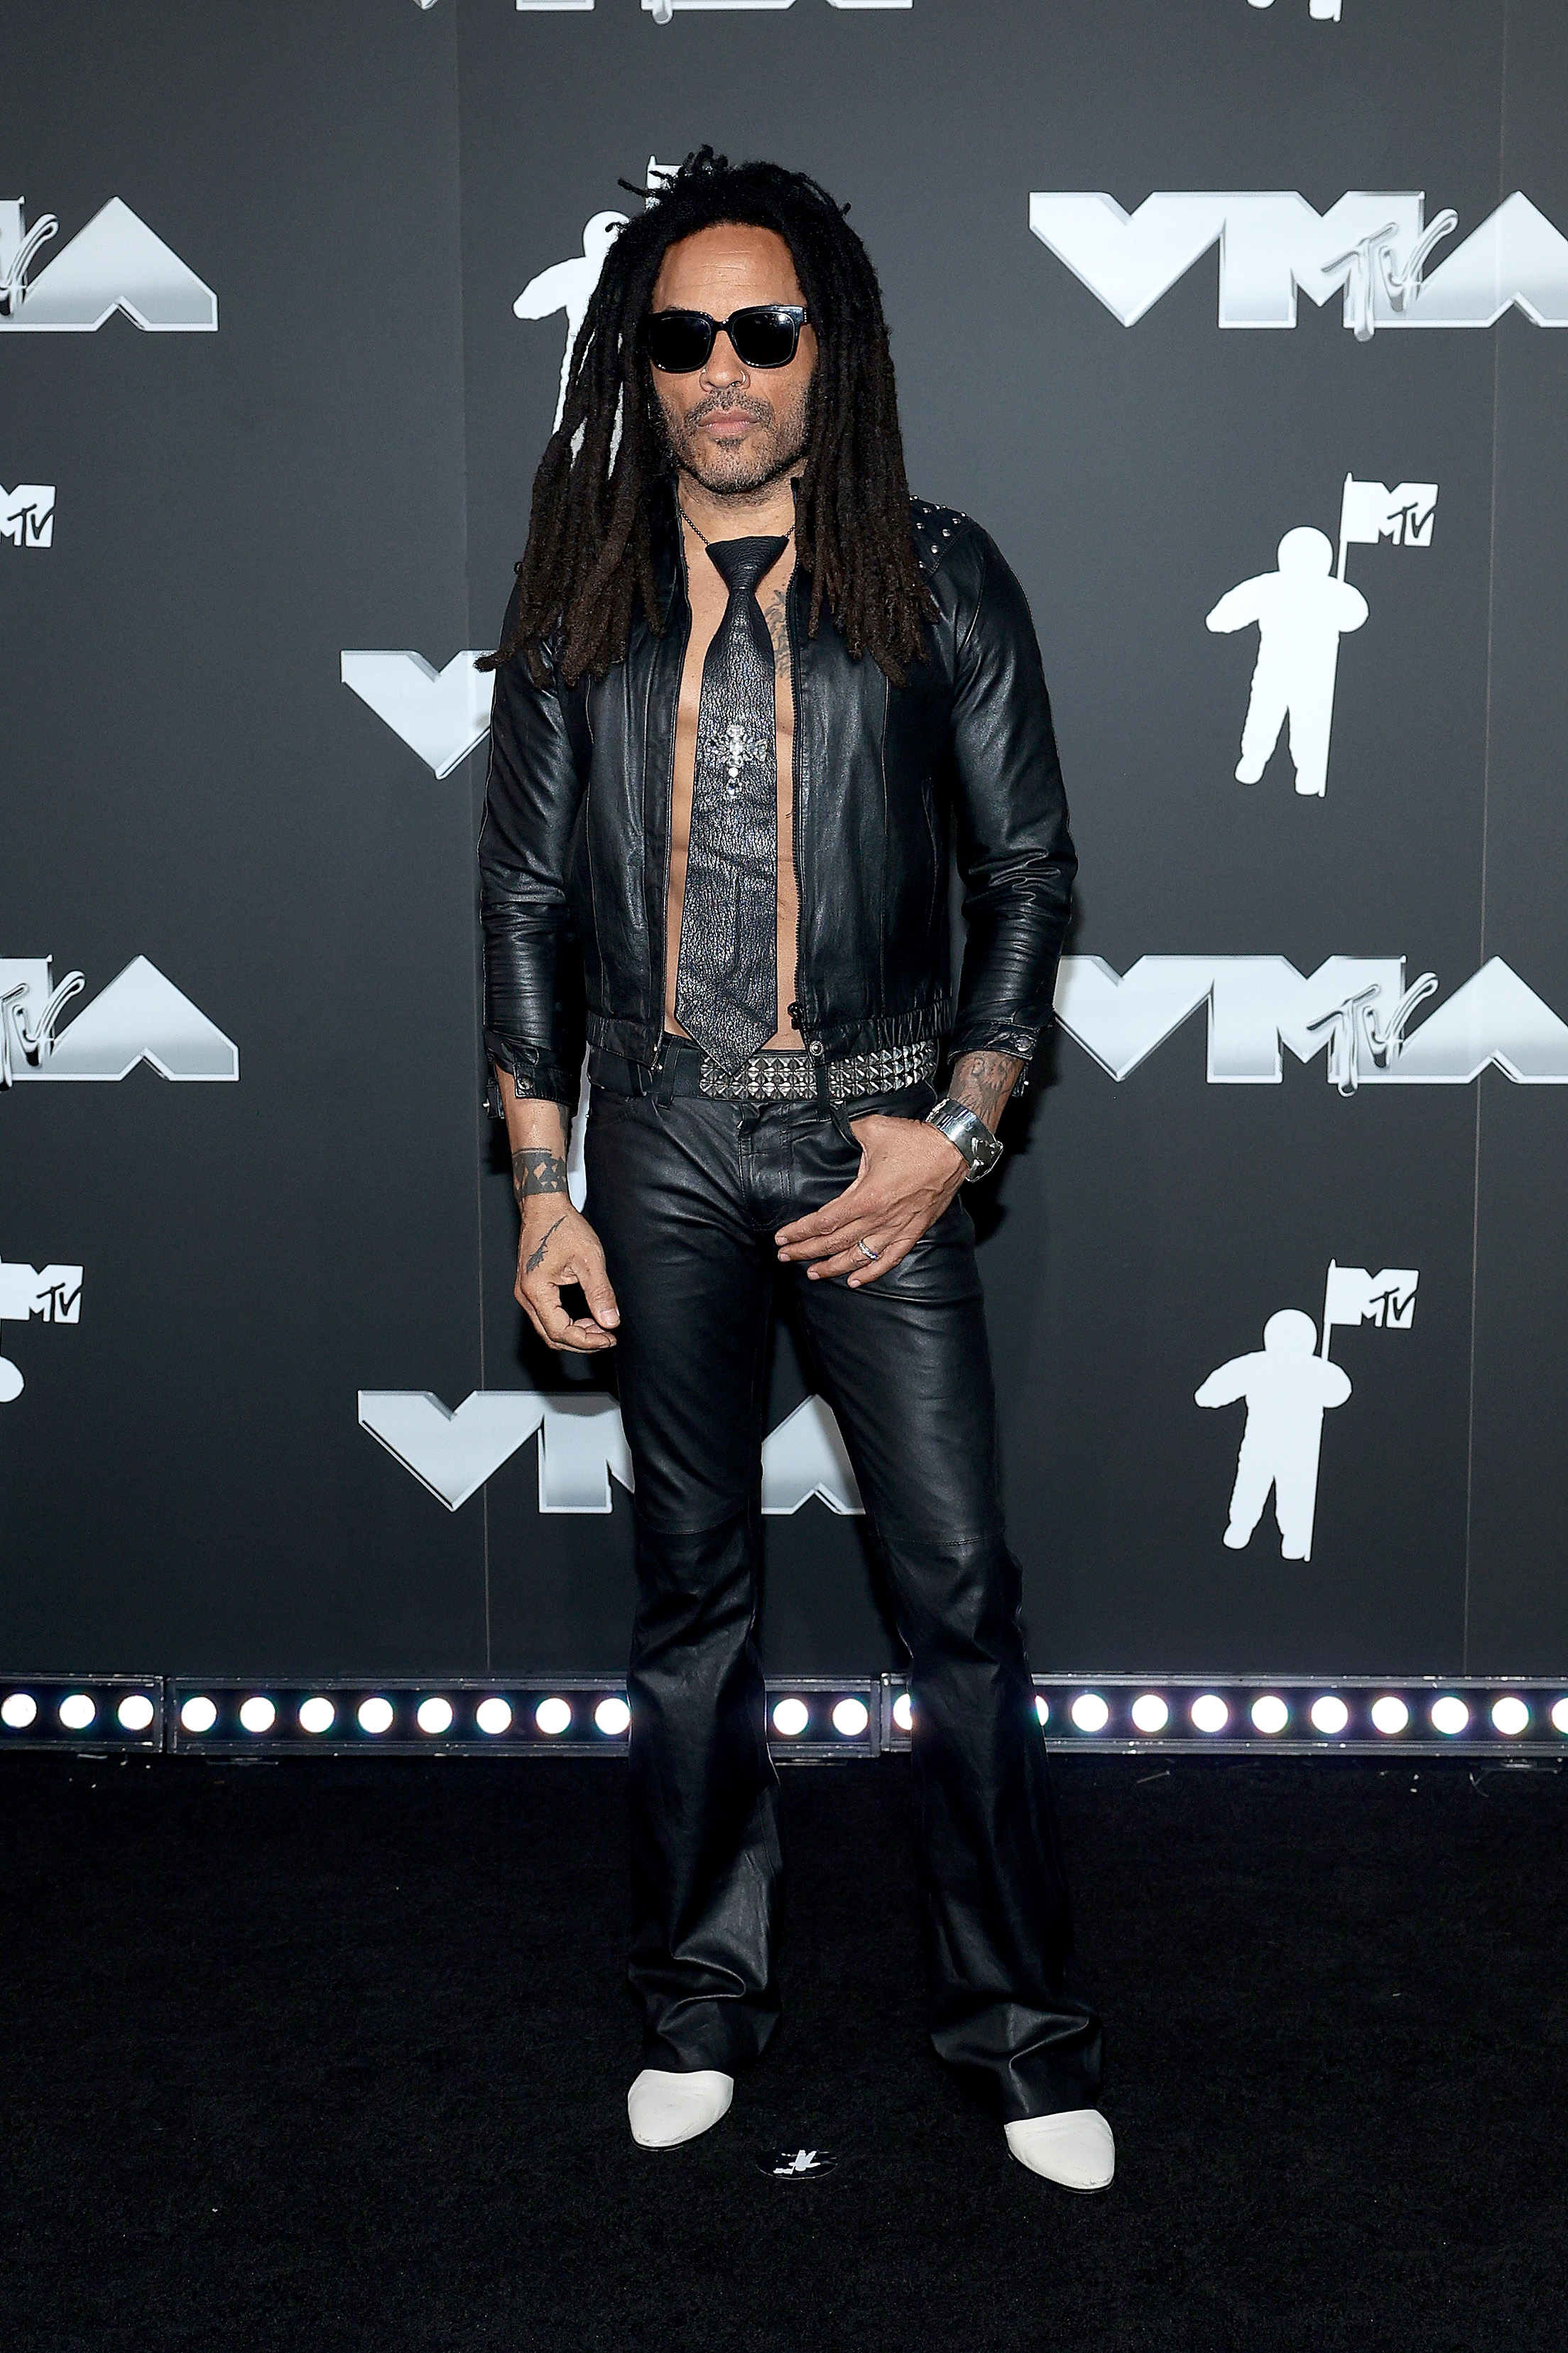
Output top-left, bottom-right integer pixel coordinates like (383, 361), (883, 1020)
(4, 0), (1566, 1684)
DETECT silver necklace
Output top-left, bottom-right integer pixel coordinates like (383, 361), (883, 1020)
(679, 499), (794, 553)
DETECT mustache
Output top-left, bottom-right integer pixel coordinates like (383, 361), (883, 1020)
(682, 391), (773, 430)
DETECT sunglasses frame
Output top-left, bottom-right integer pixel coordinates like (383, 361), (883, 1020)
(642, 303), (811, 374)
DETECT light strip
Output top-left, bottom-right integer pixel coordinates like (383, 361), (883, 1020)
(878, 1678), (1568, 1756)
(163, 1678), (881, 1759)
(6, 1676), (1565, 1759)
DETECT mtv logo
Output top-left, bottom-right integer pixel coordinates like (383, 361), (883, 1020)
(0, 1261), (83, 1322)
(341, 650), (493, 778)
(1, 484), (54, 548)
(1323, 1261), (1418, 1337)
(1339, 476), (1437, 555)
(359, 1388), (863, 1515)
(1028, 189), (1568, 339)
(0, 198), (216, 333)
(0, 955), (238, 1085)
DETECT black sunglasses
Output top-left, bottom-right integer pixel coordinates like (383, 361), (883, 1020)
(643, 303), (810, 374)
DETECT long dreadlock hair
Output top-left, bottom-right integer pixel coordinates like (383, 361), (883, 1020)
(481, 148), (937, 690)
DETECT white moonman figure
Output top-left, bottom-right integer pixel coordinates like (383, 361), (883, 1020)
(1206, 527), (1368, 798)
(1195, 1308), (1351, 1562)
(514, 211), (629, 432)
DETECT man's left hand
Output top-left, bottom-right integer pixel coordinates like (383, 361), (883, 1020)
(775, 1114), (967, 1288)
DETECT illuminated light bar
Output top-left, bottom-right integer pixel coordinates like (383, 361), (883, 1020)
(161, 1678), (879, 1759)
(10, 1675), (1567, 1760)
(878, 1678), (1568, 1756)
(0, 1675), (163, 1750)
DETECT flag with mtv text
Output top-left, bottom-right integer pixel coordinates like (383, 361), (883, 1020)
(1337, 476), (1438, 574)
(1321, 1261), (1418, 1356)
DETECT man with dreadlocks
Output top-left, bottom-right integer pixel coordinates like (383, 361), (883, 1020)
(479, 151), (1110, 2192)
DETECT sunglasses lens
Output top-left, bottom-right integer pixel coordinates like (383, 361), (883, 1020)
(729, 310), (800, 367)
(645, 312), (713, 372)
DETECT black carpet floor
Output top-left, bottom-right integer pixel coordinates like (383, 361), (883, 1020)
(1, 1749), (1565, 2353)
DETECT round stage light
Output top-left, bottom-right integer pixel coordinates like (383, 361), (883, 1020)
(594, 1696), (631, 1737)
(116, 1694), (154, 1734)
(415, 1697), (453, 1737)
(535, 1697), (571, 1737)
(1430, 1695), (1469, 1736)
(1371, 1696), (1410, 1736)
(1070, 1692), (1109, 1733)
(58, 1693), (97, 1732)
(1491, 1695), (1529, 1737)
(298, 1696), (335, 1734)
(2, 1692), (38, 1729)
(239, 1697), (276, 1734)
(892, 1692), (913, 1734)
(180, 1695), (217, 1734)
(771, 1697), (809, 1737)
(832, 1697), (869, 1738)
(1250, 1695), (1289, 1736)
(474, 1697), (512, 1736)
(1035, 1695), (1050, 1725)
(1310, 1695), (1350, 1737)
(1553, 1698), (1568, 1735)
(1131, 1693), (1168, 1734)
(1191, 1693), (1229, 1734)
(357, 1696), (395, 1736)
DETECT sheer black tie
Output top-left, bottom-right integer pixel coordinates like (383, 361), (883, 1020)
(675, 535), (789, 1070)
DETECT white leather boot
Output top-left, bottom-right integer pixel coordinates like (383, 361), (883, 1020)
(1004, 2108), (1115, 2191)
(626, 2068), (734, 2150)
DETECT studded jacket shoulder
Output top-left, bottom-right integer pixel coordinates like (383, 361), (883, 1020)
(478, 481), (1076, 1104)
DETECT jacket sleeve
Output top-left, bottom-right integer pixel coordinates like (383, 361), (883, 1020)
(477, 591), (588, 1109)
(946, 531), (1077, 1068)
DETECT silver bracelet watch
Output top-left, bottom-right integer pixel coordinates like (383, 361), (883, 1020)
(924, 1096), (1004, 1180)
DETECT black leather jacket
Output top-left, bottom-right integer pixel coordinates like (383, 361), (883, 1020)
(479, 480), (1075, 1104)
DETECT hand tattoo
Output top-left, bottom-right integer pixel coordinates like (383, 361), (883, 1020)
(523, 1215), (567, 1273)
(513, 1147), (569, 1202)
(949, 1050), (1024, 1133)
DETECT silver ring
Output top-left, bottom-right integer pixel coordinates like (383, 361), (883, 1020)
(856, 1237), (879, 1262)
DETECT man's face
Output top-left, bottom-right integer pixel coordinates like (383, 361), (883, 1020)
(647, 223), (818, 497)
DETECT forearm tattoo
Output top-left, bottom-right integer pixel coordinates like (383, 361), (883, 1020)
(523, 1215), (567, 1273)
(949, 1050), (1025, 1132)
(512, 1146), (569, 1203)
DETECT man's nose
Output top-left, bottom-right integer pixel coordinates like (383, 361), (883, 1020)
(700, 327), (749, 391)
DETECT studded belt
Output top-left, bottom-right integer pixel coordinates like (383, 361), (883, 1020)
(697, 1038), (939, 1104)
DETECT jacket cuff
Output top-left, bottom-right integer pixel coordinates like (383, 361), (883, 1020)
(483, 1031), (579, 1116)
(945, 1020), (1047, 1100)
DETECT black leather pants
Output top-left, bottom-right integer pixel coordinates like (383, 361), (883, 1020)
(584, 1077), (1103, 2121)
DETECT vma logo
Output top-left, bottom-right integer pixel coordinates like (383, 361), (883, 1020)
(504, 3), (909, 16)
(1055, 955), (1568, 1092)
(0, 1259), (82, 1406)
(2, 482), (53, 549)
(359, 1389), (863, 1516)
(1028, 189), (1568, 339)
(0, 956), (237, 1087)
(0, 199), (214, 333)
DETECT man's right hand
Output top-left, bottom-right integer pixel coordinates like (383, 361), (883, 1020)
(515, 1200), (620, 1353)
(501, 1080), (620, 1353)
